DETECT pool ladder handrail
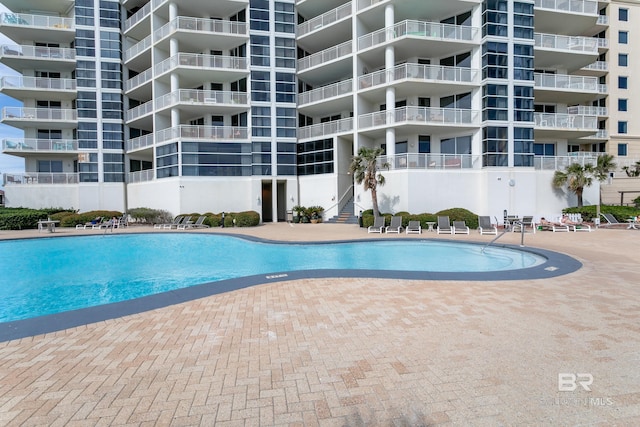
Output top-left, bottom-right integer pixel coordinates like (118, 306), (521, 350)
(481, 218), (526, 253)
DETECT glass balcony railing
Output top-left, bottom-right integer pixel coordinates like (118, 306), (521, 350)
(567, 106), (607, 116)
(124, 34), (152, 62)
(534, 113), (597, 129)
(298, 118), (353, 139)
(154, 17), (248, 42)
(155, 89), (248, 110)
(359, 107), (480, 128)
(126, 133), (154, 152)
(3, 172), (78, 185)
(1, 107), (77, 121)
(0, 13), (73, 30)
(359, 64), (479, 89)
(297, 40), (352, 71)
(125, 67), (153, 92)
(534, 73), (598, 91)
(534, 33), (598, 53)
(298, 79), (352, 105)
(297, 2), (351, 37)
(155, 125), (249, 143)
(534, 155), (599, 171)
(127, 169), (155, 183)
(533, 0), (598, 15)
(156, 53), (248, 75)
(0, 76), (76, 91)
(358, 20), (478, 50)
(126, 100), (154, 122)
(0, 45), (75, 61)
(379, 153), (479, 170)
(2, 138), (77, 152)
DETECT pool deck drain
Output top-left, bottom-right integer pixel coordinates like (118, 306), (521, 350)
(0, 223), (639, 425)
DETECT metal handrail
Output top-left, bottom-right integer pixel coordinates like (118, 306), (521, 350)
(482, 220), (525, 253)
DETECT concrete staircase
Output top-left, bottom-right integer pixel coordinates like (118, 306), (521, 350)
(325, 197), (359, 224)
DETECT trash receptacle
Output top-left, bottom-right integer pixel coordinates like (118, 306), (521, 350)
(286, 210), (293, 223)
(358, 210), (363, 228)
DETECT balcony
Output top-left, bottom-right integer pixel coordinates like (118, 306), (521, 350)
(125, 99), (154, 126)
(380, 153), (479, 170)
(577, 129), (607, 142)
(533, 73), (599, 103)
(158, 89), (249, 114)
(297, 40), (352, 85)
(124, 34), (152, 67)
(0, 13), (74, 43)
(567, 106), (607, 116)
(0, 0), (74, 15)
(296, 3), (351, 52)
(359, 64), (480, 101)
(125, 68), (153, 99)
(359, 107), (480, 138)
(154, 17), (249, 53)
(534, 155), (599, 171)
(297, 79), (352, 115)
(0, 76), (76, 101)
(358, 20), (479, 63)
(579, 60), (607, 77)
(2, 138), (78, 154)
(155, 54), (248, 86)
(0, 45), (76, 72)
(126, 133), (155, 153)
(534, 0), (598, 35)
(534, 112), (598, 139)
(534, 33), (598, 72)
(127, 169), (155, 184)
(155, 125), (249, 143)
(1, 107), (77, 128)
(298, 118), (354, 140)
(3, 172), (78, 185)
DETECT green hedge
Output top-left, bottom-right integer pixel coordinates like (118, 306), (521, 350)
(60, 210), (123, 227)
(128, 208), (172, 224)
(173, 211), (261, 227)
(0, 207), (73, 230)
(564, 205), (640, 222)
(360, 208), (478, 229)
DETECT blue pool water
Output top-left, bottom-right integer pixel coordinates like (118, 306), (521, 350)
(0, 234), (545, 323)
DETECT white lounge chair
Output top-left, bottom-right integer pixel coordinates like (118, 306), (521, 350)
(453, 220), (470, 234)
(512, 216), (536, 234)
(406, 220), (422, 234)
(385, 216), (403, 233)
(600, 213), (628, 228)
(477, 216), (497, 235)
(368, 216), (385, 233)
(178, 215), (210, 229)
(437, 216), (453, 234)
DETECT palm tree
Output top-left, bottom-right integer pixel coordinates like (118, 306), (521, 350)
(552, 162), (595, 207)
(594, 153), (616, 182)
(349, 146), (389, 218)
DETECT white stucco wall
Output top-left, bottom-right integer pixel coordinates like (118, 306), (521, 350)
(297, 174), (338, 219)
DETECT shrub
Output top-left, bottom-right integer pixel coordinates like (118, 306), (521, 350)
(60, 210), (122, 227)
(0, 207), (74, 230)
(435, 207), (479, 229)
(565, 205), (640, 222)
(232, 211), (260, 227)
(128, 207), (172, 224)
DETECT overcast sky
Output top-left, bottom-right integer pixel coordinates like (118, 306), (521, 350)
(0, 2), (26, 187)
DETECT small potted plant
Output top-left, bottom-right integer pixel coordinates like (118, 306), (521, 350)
(307, 206), (324, 223)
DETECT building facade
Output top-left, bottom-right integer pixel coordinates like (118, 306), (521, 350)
(1, 0), (639, 221)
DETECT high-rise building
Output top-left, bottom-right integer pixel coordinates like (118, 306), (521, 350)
(1, 0), (639, 221)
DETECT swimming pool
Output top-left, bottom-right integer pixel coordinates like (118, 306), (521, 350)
(0, 233), (580, 341)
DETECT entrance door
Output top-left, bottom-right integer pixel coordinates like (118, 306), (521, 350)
(276, 180), (287, 221)
(261, 181), (273, 222)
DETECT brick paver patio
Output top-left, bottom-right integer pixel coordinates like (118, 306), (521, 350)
(1, 224), (639, 425)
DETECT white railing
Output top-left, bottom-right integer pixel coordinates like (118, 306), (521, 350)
(0, 45), (75, 61)
(124, 34), (152, 62)
(357, 0), (388, 10)
(2, 107), (77, 121)
(582, 60), (607, 72)
(534, 155), (599, 171)
(597, 15), (608, 25)
(567, 106), (607, 116)
(580, 129), (608, 139)
(127, 169), (154, 183)
(297, 2), (351, 36)
(534, 113), (598, 130)
(0, 76), (76, 91)
(379, 153), (479, 170)
(3, 138), (77, 152)
(156, 53), (248, 75)
(126, 133), (154, 152)
(124, 1), (152, 32)
(298, 79), (352, 105)
(0, 13), (73, 30)
(297, 40), (352, 71)
(298, 118), (353, 140)
(155, 89), (248, 110)
(359, 63), (479, 90)
(358, 20), (478, 50)
(3, 173), (78, 185)
(533, 0), (598, 15)
(154, 16), (248, 42)
(534, 73), (598, 91)
(156, 125), (249, 143)
(359, 107), (480, 128)
(125, 67), (153, 92)
(597, 38), (608, 49)
(534, 33), (598, 53)
(126, 100), (154, 122)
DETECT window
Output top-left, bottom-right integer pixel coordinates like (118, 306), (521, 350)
(103, 153), (124, 182)
(100, 31), (120, 58)
(618, 76), (628, 89)
(619, 8), (628, 21)
(250, 35), (270, 66)
(251, 70), (270, 102)
(441, 135), (471, 155)
(418, 135), (430, 153)
(533, 143), (555, 156)
(618, 143), (627, 156)
(99, 0), (120, 28)
(618, 121), (628, 134)
(37, 160), (63, 173)
(618, 99), (628, 112)
(297, 138), (334, 176)
(619, 31), (628, 44)
(250, 0), (269, 31)
(618, 54), (628, 67)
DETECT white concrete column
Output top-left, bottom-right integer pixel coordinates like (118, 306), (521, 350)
(169, 2), (178, 21)
(384, 4), (396, 157)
